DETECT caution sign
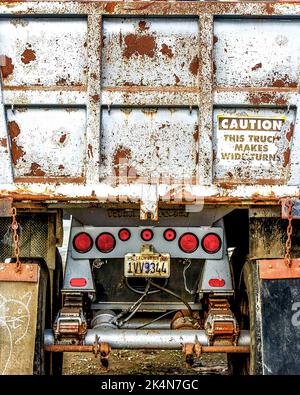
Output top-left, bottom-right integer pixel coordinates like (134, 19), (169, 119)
(213, 110), (294, 183)
(218, 115), (285, 162)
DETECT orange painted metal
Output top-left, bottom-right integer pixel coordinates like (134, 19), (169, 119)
(258, 259), (300, 279)
(44, 344), (249, 354)
(0, 262), (39, 282)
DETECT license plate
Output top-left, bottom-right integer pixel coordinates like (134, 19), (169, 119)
(124, 253), (170, 278)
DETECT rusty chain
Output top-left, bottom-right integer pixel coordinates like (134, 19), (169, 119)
(11, 207), (21, 272)
(284, 199), (294, 268)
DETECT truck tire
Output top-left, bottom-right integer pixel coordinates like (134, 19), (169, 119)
(33, 262), (51, 375)
(50, 248), (64, 375)
(228, 260), (263, 375)
(33, 253), (63, 375)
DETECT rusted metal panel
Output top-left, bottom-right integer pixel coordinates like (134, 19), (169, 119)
(0, 17), (87, 88)
(0, 262), (38, 282)
(258, 259), (300, 279)
(214, 18), (300, 88)
(102, 17), (199, 89)
(0, 197), (13, 217)
(100, 107), (199, 182)
(6, 107), (87, 180)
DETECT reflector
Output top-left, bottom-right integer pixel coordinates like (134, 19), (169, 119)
(118, 228), (131, 241)
(163, 228), (176, 241)
(70, 278), (87, 287)
(178, 233), (199, 253)
(73, 232), (93, 253)
(96, 232), (116, 253)
(208, 278), (225, 287)
(202, 233), (222, 254)
(141, 229), (154, 241)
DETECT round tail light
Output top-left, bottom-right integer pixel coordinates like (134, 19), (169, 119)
(118, 228), (131, 241)
(178, 233), (199, 253)
(141, 229), (153, 241)
(73, 232), (93, 253)
(96, 232), (116, 253)
(163, 228), (176, 241)
(202, 233), (221, 254)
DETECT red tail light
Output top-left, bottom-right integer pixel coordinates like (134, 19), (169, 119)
(163, 228), (176, 242)
(73, 232), (93, 253)
(141, 229), (153, 241)
(178, 233), (199, 253)
(96, 232), (116, 253)
(118, 228), (131, 241)
(208, 278), (225, 287)
(201, 233), (221, 254)
(70, 278), (87, 287)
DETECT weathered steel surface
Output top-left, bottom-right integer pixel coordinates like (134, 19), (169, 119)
(258, 259), (300, 279)
(0, 270), (39, 374)
(0, 2), (300, 207)
(6, 107), (87, 180)
(0, 197), (12, 217)
(0, 17), (87, 88)
(102, 17), (199, 88)
(0, 262), (38, 282)
(100, 107), (199, 182)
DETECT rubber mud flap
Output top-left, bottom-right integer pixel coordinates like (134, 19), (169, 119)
(261, 278), (300, 374)
(0, 262), (40, 375)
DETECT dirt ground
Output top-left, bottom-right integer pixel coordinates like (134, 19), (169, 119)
(63, 350), (228, 375)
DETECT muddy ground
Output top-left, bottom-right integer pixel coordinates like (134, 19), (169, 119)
(63, 350), (228, 375)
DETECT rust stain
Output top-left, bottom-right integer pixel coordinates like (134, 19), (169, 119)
(286, 123), (294, 142)
(26, 162), (45, 177)
(105, 1), (118, 13)
(88, 144), (93, 159)
(248, 93), (287, 106)
(213, 35), (218, 45)
(217, 182), (235, 190)
(91, 94), (100, 103)
(91, 73), (97, 80)
(283, 147), (291, 167)
(7, 121), (25, 165)
(212, 149), (217, 161)
(193, 125), (199, 143)
(213, 60), (217, 75)
(160, 43), (173, 58)
(189, 56), (199, 76)
(59, 134), (67, 144)
(113, 146), (132, 177)
(0, 138), (7, 148)
(56, 77), (67, 85)
(58, 164), (65, 170)
(123, 34), (156, 59)
(265, 3), (274, 14)
(251, 62), (262, 71)
(1, 56), (14, 78)
(138, 21), (149, 31)
(21, 48), (36, 64)
(271, 74), (297, 88)
(174, 74), (180, 85)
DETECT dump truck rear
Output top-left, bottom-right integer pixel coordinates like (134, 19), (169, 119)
(1, 0), (300, 375)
